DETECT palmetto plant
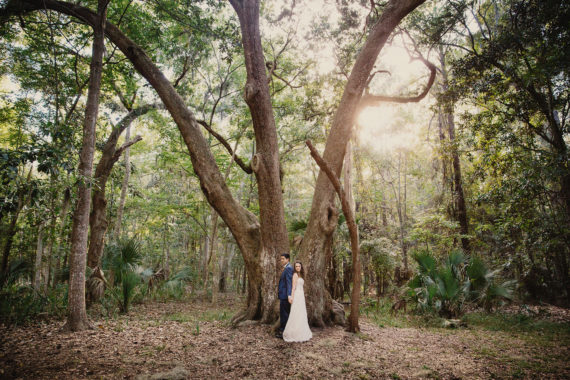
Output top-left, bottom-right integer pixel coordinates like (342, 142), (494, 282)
(103, 238), (143, 313)
(408, 249), (513, 318)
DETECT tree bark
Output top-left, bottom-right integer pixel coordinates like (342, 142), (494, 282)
(52, 187), (71, 287)
(229, 0), (290, 323)
(33, 222), (45, 293)
(87, 106), (149, 270)
(307, 140), (360, 332)
(298, 0), (427, 326)
(63, 0), (107, 332)
(113, 122), (131, 239)
(439, 50), (470, 252)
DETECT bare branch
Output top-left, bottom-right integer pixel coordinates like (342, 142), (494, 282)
(196, 119), (252, 174)
(112, 134), (142, 161)
(360, 56), (436, 106)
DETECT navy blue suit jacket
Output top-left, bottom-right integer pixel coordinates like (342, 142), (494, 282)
(278, 263), (293, 300)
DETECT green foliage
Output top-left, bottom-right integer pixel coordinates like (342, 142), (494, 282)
(408, 249), (513, 317)
(103, 238), (144, 313)
(153, 267), (197, 300)
(0, 284), (68, 325)
(0, 257), (30, 288)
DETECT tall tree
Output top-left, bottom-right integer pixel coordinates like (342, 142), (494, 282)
(64, 0), (108, 331)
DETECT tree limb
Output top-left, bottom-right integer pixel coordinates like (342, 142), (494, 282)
(196, 119), (252, 174)
(112, 134), (142, 161)
(305, 139), (361, 333)
(359, 55), (436, 107)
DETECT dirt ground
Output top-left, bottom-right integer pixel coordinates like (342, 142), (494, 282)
(1, 296), (569, 379)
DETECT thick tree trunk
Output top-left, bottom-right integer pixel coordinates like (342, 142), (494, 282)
(229, 0), (290, 323)
(63, 0), (107, 332)
(298, 0), (427, 326)
(307, 141), (360, 332)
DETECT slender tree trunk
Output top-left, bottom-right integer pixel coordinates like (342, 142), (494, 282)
(439, 50), (470, 252)
(396, 153), (408, 270)
(89, 107), (147, 270)
(52, 188), (71, 287)
(64, 0), (107, 332)
(33, 222), (45, 292)
(114, 123), (131, 239)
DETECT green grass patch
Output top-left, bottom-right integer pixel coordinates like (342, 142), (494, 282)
(164, 312), (196, 323)
(197, 309), (234, 323)
(462, 312), (570, 334)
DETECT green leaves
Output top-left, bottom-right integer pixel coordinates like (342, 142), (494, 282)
(409, 249), (512, 317)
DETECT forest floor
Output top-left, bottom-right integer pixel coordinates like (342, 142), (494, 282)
(1, 294), (569, 379)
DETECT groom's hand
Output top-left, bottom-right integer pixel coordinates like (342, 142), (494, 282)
(288, 296), (292, 304)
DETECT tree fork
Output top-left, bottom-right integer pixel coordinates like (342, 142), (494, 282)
(306, 140), (361, 333)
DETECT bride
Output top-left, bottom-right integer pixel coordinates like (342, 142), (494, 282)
(283, 261), (312, 342)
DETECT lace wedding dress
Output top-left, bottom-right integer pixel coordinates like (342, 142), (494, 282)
(283, 277), (312, 342)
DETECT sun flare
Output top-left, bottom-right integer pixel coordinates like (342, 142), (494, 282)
(356, 105), (419, 155)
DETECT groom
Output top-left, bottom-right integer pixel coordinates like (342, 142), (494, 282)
(276, 253), (293, 338)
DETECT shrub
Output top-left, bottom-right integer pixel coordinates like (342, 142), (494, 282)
(408, 249), (513, 317)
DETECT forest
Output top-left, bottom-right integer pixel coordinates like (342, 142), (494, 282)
(0, 0), (569, 378)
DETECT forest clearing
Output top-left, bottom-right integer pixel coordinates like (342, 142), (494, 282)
(1, 0), (570, 379)
(1, 295), (569, 379)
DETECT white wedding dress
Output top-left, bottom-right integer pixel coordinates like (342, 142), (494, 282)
(283, 277), (312, 342)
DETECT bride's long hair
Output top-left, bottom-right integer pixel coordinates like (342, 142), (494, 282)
(294, 261), (305, 278)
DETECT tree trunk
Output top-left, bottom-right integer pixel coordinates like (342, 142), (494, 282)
(439, 50), (470, 252)
(229, 0), (290, 323)
(88, 106), (148, 270)
(114, 122), (131, 239)
(298, 0), (427, 326)
(63, 0), (107, 332)
(33, 222), (45, 293)
(396, 153), (408, 270)
(307, 140), (360, 332)
(52, 187), (71, 288)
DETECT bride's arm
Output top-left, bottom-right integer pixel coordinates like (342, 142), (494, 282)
(290, 273), (298, 303)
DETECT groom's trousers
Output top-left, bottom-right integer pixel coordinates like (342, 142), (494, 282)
(279, 299), (291, 332)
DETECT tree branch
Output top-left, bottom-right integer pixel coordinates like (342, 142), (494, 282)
(196, 119), (252, 174)
(112, 135), (142, 161)
(359, 55), (436, 107)
(305, 139), (361, 333)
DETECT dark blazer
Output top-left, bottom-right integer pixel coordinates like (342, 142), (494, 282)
(278, 263), (293, 300)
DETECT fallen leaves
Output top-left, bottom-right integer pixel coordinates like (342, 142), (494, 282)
(0, 295), (568, 379)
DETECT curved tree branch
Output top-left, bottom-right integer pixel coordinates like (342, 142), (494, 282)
(305, 140), (361, 333)
(112, 134), (142, 162)
(359, 55), (436, 107)
(196, 119), (252, 174)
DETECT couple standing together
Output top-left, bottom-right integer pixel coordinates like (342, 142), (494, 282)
(276, 253), (312, 342)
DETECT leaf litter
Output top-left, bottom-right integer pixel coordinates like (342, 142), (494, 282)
(1, 295), (568, 379)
